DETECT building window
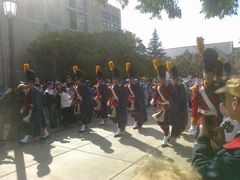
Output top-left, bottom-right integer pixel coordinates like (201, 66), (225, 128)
(67, 9), (77, 30)
(77, 0), (86, 13)
(112, 15), (119, 25)
(26, 0), (45, 21)
(68, 0), (76, 9)
(78, 12), (87, 32)
(46, 0), (62, 26)
(102, 11), (110, 22)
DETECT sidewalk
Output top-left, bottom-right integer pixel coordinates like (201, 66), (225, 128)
(0, 107), (194, 180)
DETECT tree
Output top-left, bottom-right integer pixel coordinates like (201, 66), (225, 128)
(169, 50), (202, 77)
(93, 0), (239, 19)
(147, 29), (166, 61)
(27, 30), (154, 82)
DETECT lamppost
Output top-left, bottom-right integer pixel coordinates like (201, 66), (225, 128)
(3, 0), (17, 141)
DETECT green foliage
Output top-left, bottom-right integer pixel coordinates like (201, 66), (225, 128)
(94, 0), (239, 19)
(147, 29), (166, 61)
(233, 47), (240, 61)
(27, 30), (154, 83)
(200, 0), (239, 19)
(170, 50), (202, 77)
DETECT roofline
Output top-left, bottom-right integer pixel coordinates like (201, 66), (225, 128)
(165, 41), (233, 50)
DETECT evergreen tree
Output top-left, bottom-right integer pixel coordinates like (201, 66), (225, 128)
(147, 29), (166, 61)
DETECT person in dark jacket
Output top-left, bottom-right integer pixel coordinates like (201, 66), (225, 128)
(125, 63), (148, 129)
(0, 88), (12, 144)
(192, 73), (240, 180)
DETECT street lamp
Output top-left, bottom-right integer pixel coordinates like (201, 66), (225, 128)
(3, 0), (17, 141)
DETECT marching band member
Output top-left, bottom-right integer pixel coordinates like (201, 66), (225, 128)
(150, 60), (171, 147)
(72, 66), (94, 132)
(168, 67), (188, 140)
(94, 66), (110, 126)
(189, 48), (221, 140)
(125, 63), (148, 129)
(20, 64), (49, 143)
(107, 61), (127, 137)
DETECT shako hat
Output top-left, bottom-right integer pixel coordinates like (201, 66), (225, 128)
(96, 66), (104, 80)
(202, 48), (218, 72)
(24, 63), (35, 82)
(108, 61), (120, 79)
(126, 63), (135, 78)
(73, 66), (83, 80)
(223, 62), (232, 75)
(216, 59), (223, 75)
(170, 67), (178, 78)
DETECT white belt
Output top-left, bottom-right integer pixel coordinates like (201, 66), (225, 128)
(198, 108), (215, 116)
(159, 101), (169, 105)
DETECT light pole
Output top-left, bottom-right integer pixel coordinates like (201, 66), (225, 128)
(3, 0), (17, 141)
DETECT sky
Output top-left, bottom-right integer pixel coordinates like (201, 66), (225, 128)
(108, 0), (240, 49)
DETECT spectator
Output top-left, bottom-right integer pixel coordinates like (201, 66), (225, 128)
(132, 155), (202, 180)
(0, 88), (12, 145)
(60, 85), (71, 127)
(192, 73), (240, 179)
(44, 81), (58, 128)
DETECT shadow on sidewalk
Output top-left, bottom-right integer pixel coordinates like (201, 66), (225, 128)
(118, 132), (162, 154)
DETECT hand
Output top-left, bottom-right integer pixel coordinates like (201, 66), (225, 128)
(210, 126), (226, 148)
(20, 109), (24, 114)
(6, 88), (12, 94)
(198, 117), (213, 137)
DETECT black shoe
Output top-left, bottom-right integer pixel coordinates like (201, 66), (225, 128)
(40, 134), (50, 140)
(133, 126), (138, 130)
(161, 144), (168, 148)
(114, 134), (122, 138)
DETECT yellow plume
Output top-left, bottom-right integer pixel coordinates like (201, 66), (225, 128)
(196, 37), (205, 56)
(73, 66), (78, 74)
(153, 59), (159, 71)
(96, 66), (100, 73)
(166, 62), (171, 71)
(108, 61), (114, 71)
(24, 63), (29, 72)
(126, 63), (130, 72)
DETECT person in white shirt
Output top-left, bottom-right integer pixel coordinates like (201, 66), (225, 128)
(61, 85), (72, 127)
(219, 102), (240, 142)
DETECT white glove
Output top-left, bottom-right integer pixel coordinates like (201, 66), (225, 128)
(20, 109), (24, 114)
(150, 99), (155, 106)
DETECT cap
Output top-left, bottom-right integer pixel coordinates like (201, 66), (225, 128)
(66, 75), (71, 79)
(215, 74), (240, 98)
(46, 81), (54, 86)
(17, 83), (27, 91)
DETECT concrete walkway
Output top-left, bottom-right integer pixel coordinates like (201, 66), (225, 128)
(0, 107), (194, 180)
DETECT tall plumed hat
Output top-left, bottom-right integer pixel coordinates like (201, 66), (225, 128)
(108, 61), (120, 79)
(113, 68), (120, 79)
(73, 66), (83, 80)
(96, 66), (104, 80)
(126, 63), (135, 78)
(223, 62), (232, 75)
(157, 65), (167, 78)
(216, 59), (223, 75)
(170, 67), (178, 78)
(24, 63), (35, 82)
(202, 48), (218, 72)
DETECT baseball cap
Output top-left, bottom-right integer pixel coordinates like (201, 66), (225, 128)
(215, 74), (240, 98)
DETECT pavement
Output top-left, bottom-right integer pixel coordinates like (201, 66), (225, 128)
(0, 107), (195, 180)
